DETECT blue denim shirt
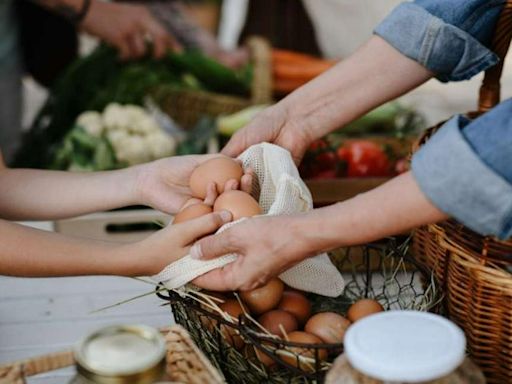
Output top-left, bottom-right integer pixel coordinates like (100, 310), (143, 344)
(375, 0), (512, 238)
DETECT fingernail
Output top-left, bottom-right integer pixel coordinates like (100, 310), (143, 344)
(190, 244), (202, 260)
(219, 210), (232, 222)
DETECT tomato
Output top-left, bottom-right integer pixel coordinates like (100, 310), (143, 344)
(337, 141), (392, 177)
(308, 139), (329, 151)
(315, 151), (337, 170)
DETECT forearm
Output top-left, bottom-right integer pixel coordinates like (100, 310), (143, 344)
(0, 220), (138, 277)
(31, 0), (85, 20)
(280, 36), (433, 140)
(298, 172), (448, 253)
(0, 167), (139, 220)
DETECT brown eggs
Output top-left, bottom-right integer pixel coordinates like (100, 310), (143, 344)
(190, 157), (244, 199)
(258, 310), (298, 337)
(279, 331), (327, 371)
(213, 190), (261, 221)
(219, 299), (247, 350)
(173, 203), (212, 224)
(278, 291), (312, 325)
(347, 299), (384, 323)
(240, 278), (284, 315)
(254, 345), (277, 368)
(304, 312), (351, 344)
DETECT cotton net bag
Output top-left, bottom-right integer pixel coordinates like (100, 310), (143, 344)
(153, 143), (345, 297)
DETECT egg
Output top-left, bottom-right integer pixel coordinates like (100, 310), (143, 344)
(254, 345), (277, 368)
(213, 190), (261, 221)
(189, 157), (244, 199)
(240, 278), (284, 315)
(304, 312), (351, 344)
(279, 331), (327, 372)
(258, 310), (298, 337)
(219, 299), (247, 350)
(173, 203), (212, 224)
(278, 291), (312, 325)
(347, 299), (384, 323)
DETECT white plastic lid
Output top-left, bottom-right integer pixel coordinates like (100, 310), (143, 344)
(344, 311), (466, 382)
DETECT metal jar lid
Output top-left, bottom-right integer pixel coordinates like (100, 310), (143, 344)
(344, 311), (466, 383)
(74, 324), (166, 384)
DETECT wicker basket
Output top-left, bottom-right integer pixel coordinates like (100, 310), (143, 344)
(411, 3), (512, 383)
(154, 36), (272, 129)
(158, 239), (442, 384)
(0, 325), (223, 384)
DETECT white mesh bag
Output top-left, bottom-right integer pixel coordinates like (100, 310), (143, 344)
(153, 143), (345, 297)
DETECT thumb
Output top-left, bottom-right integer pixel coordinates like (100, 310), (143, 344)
(221, 131), (246, 158)
(190, 226), (241, 261)
(176, 210), (232, 244)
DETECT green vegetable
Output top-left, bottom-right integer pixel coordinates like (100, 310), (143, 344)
(13, 45), (251, 168)
(217, 104), (268, 136)
(177, 117), (217, 155)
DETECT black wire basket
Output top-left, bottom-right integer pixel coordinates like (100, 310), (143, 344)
(157, 238), (442, 383)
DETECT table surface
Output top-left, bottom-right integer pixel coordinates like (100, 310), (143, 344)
(0, 223), (172, 383)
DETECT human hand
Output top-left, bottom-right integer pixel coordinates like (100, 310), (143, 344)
(81, 1), (180, 60)
(221, 105), (313, 165)
(189, 215), (313, 291)
(134, 155), (255, 214)
(131, 210), (232, 276)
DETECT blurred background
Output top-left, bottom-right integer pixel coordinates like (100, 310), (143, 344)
(0, 0), (510, 178)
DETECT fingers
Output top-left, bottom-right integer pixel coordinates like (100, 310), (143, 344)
(203, 182), (218, 206)
(241, 172), (254, 195)
(190, 228), (240, 261)
(223, 179), (239, 192)
(221, 132), (246, 158)
(192, 265), (237, 291)
(176, 210), (232, 244)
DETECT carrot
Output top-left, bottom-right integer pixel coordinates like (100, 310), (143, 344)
(273, 61), (335, 81)
(272, 49), (319, 65)
(273, 77), (309, 94)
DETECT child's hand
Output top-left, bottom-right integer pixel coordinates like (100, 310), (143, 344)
(134, 155), (255, 214)
(129, 210), (232, 276)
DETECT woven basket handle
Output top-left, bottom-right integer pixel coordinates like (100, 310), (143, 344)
(478, 1), (512, 112)
(246, 36), (273, 104)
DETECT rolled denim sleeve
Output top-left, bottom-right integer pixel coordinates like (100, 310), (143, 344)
(412, 99), (512, 239)
(375, 0), (504, 82)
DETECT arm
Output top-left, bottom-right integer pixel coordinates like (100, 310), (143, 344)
(223, 0), (503, 163)
(33, 0), (178, 59)
(0, 154), (250, 221)
(191, 172), (447, 291)
(223, 35), (433, 164)
(1, 210), (231, 277)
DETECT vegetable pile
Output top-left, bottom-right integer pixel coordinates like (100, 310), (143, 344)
(52, 103), (176, 171)
(13, 45), (251, 168)
(299, 103), (424, 179)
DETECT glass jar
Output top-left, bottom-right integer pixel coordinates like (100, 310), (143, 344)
(69, 324), (169, 384)
(325, 311), (485, 384)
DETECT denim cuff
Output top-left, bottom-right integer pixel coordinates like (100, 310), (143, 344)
(412, 116), (512, 239)
(374, 2), (499, 82)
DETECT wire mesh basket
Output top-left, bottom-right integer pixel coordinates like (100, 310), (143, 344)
(157, 238), (441, 383)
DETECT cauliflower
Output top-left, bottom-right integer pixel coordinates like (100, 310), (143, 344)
(71, 103), (178, 168)
(103, 103), (130, 130)
(76, 111), (103, 137)
(115, 135), (152, 165)
(145, 132), (176, 159)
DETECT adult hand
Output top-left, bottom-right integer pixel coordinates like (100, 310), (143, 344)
(134, 155), (255, 214)
(132, 210), (232, 276)
(221, 105), (314, 165)
(190, 215), (313, 291)
(81, 1), (180, 60)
